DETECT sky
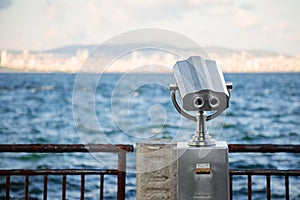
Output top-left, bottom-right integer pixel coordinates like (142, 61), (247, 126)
(0, 0), (300, 55)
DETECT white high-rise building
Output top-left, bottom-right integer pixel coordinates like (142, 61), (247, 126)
(0, 50), (8, 66)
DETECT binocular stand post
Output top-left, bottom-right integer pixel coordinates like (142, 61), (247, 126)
(188, 111), (216, 146)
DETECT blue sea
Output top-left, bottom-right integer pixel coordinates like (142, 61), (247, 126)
(0, 73), (299, 199)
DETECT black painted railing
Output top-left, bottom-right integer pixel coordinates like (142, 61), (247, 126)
(228, 144), (300, 200)
(0, 144), (134, 200)
(1, 143), (299, 200)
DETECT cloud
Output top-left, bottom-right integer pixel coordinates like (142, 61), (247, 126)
(0, 0), (13, 9)
(238, 3), (254, 11)
(232, 7), (261, 28)
(205, 6), (231, 16)
(1, 0), (299, 55)
(119, 0), (180, 8)
(188, 0), (232, 6)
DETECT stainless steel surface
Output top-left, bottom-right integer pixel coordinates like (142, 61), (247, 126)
(177, 141), (229, 200)
(170, 56), (232, 146)
(173, 56), (229, 112)
(170, 87), (197, 121)
(189, 112), (215, 146)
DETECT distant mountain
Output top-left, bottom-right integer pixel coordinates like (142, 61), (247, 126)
(44, 44), (97, 55)
(1, 44), (284, 57)
(43, 44), (283, 57)
(206, 46), (281, 57)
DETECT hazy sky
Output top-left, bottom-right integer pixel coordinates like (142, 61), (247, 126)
(0, 0), (299, 55)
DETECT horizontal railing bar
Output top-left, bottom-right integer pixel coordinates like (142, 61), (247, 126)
(0, 144), (134, 153)
(230, 169), (300, 176)
(228, 144), (300, 153)
(0, 169), (118, 176)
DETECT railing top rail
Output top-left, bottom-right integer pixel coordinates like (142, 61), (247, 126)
(0, 169), (118, 176)
(2, 144), (299, 153)
(230, 169), (300, 176)
(0, 144), (134, 153)
(228, 144), (300, 153)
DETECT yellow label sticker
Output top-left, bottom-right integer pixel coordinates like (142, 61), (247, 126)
(195, 163), (210, 174)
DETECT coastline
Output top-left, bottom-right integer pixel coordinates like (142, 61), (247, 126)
(1, 66), (299, 74)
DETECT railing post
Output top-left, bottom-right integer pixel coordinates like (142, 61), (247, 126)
(285, 175), (289, 200)
(117, 150), (126, 200)
(100, 174), (104, 200)
(24, 175), (29, 200)
(266, 175), (271, 200)
(229, 174), (233, 200)
(62, 175), (67, 200)
(43, 175), (48, 200)
(6, 175), (10, 200)
(248, 175), (252, 200)
(81, 174), (85, 200)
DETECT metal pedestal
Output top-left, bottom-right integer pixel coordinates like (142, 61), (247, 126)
(177, 141), (229, 200)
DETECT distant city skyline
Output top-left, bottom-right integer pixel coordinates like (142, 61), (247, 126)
(1, 46), (299, 73)
(0, 0), (300, 55)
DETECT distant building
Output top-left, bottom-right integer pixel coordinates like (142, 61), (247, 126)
(0, 50), (8, 66)
(76, 48), (89, 62)
(22, 50), (29, 60)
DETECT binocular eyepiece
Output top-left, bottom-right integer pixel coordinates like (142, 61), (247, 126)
(193, 95), (220, 110)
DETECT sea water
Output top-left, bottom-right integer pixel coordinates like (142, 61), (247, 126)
(0, 73), (299, 199)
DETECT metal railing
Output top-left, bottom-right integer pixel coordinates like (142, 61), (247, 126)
(1, 143), (299, 199)
(0, 144), (134, 200)
(228, 144), (300, 200)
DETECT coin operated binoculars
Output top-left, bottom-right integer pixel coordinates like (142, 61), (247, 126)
(170, 56), (232, 200)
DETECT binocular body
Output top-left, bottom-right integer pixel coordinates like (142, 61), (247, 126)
(173, 56), (229, 112)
